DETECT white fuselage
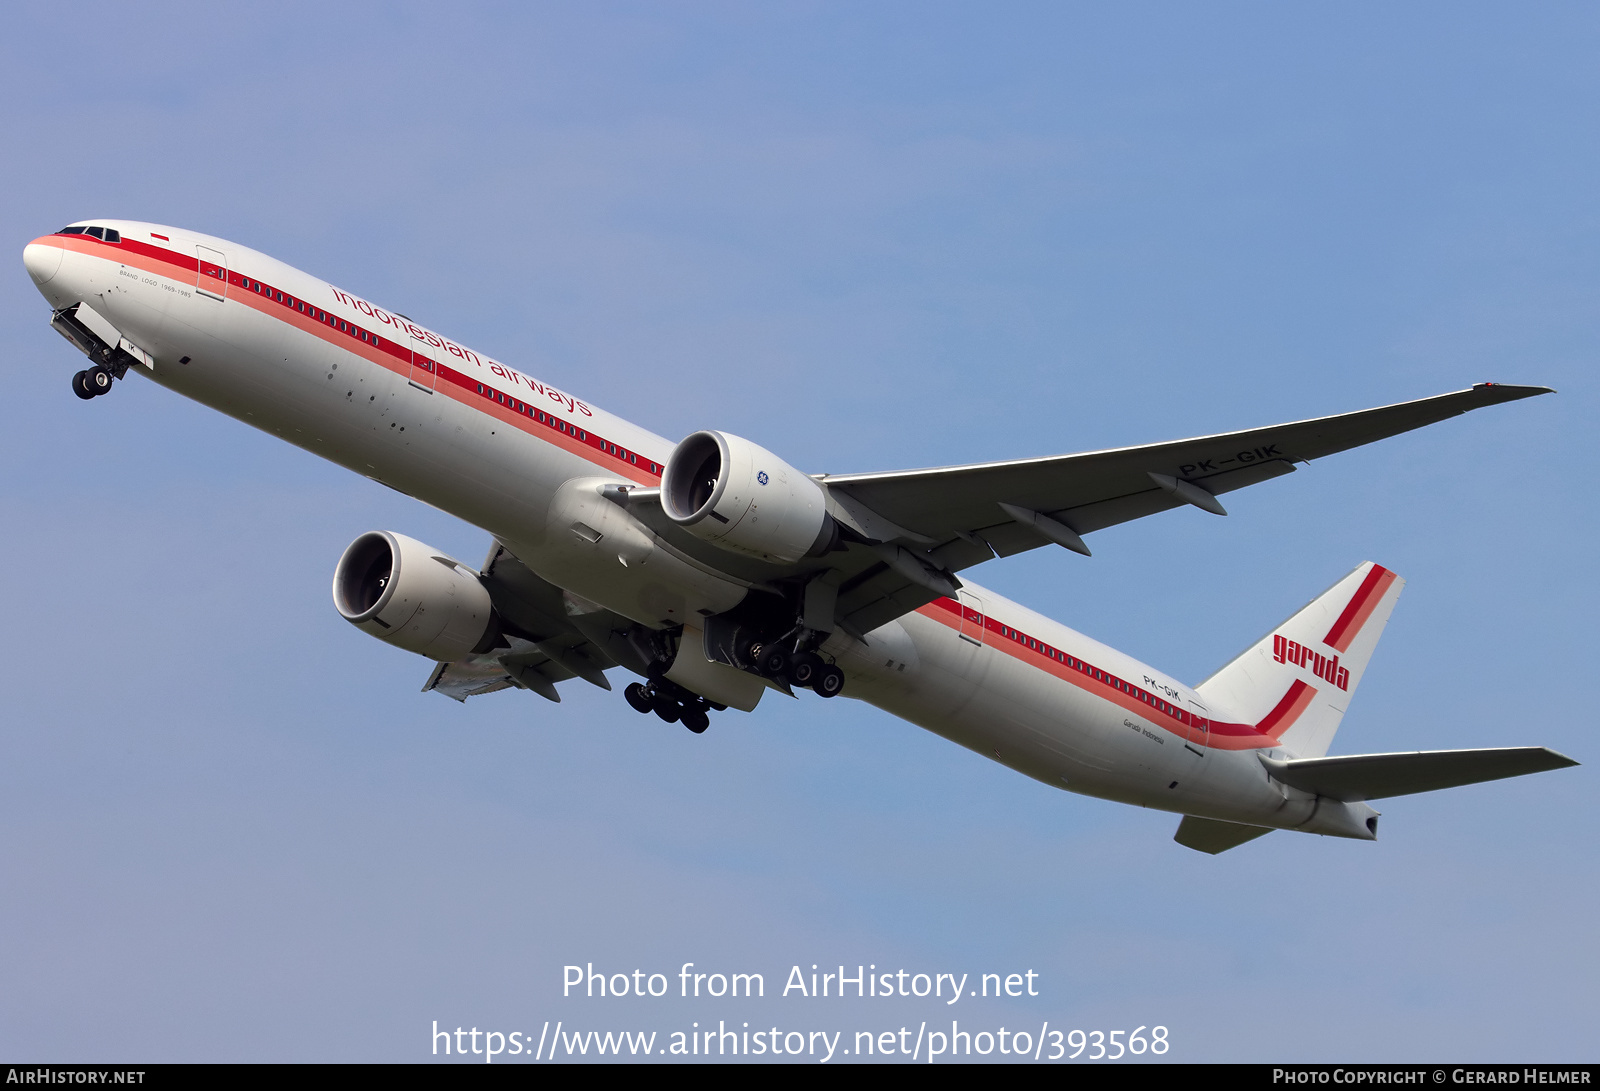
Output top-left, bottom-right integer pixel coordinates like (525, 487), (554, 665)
(24, 220), (1358, 838)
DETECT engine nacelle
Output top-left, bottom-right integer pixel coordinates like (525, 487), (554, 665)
(333, 531), (498, 661)
(661, 430), (833, 563)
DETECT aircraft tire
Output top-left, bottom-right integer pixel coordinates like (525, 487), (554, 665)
(72, 371), (95, 400)
(682, 708), (710, 733)
(814, 665), (845, 699)
(653, 697), (681, 724)
(624, 682), (654, 714)
(87, 366), (113, 396)
(788, 652), (823, 687)
(759, 646), (790, 678)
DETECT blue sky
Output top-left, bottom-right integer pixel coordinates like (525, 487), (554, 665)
(1, 2), (1595, 1062)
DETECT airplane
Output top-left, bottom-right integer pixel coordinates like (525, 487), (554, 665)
(22, 219), (1577, 855)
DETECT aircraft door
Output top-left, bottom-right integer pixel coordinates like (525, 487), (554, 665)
(195, 245), (228, 301)
(956, 590), (986, 645)
(408, 331), (437, 392)
(943, 589), (989, 690)
(1183, 698), (1211, 764)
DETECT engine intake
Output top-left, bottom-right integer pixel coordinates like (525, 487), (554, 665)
(333, 531), (498, 661)
(661, 430), (833, 564)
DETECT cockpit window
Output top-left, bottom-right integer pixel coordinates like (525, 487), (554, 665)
(56, 225), (119, 242)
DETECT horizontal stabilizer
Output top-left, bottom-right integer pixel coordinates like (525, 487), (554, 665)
(1260, 747), (1578, 802)
(1174, 816), (1274, 854)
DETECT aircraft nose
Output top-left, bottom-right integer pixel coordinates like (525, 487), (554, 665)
(23, 240), (62, 285)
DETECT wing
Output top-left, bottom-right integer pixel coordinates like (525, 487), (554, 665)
(810, 383), (1550, 636)
(422, 541), (647, 703)
(822, 383), (1550, 552)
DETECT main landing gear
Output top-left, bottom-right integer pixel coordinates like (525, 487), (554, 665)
(751, 645), (845, 698)
(624, 679), (722, 734)
(71, 365), (114, 400)
(619, 614), (848, 736)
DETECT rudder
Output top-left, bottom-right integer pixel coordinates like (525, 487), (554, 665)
(1196, 562), (1404, 758)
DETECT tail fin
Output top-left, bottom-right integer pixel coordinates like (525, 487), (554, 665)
(1196, 562), (1404, 758)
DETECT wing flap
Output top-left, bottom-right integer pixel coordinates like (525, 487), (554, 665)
(424, 658), (519, 702)
(419, 542), (629, 704)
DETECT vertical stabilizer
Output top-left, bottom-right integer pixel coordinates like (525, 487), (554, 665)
(1197, 562), (1404, 758)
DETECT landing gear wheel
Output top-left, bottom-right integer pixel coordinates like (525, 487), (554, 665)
(813, 664), (845, 699)
(787, 652), (824, 687)
(759, 646), (790, 678)
(681, 708), (710, 734)
(653, 697), (681, 724)
(86, 366), (113, 396)
(72, 371), (95, 400)
(624, 682), (654, 714)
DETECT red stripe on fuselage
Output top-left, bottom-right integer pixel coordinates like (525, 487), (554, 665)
(37, 232), (666, 485)
(918, 597), (1297, 752)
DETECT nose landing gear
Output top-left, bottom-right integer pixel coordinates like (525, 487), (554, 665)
(72, 365), (113, 400)
(51, 303), (147, 401)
